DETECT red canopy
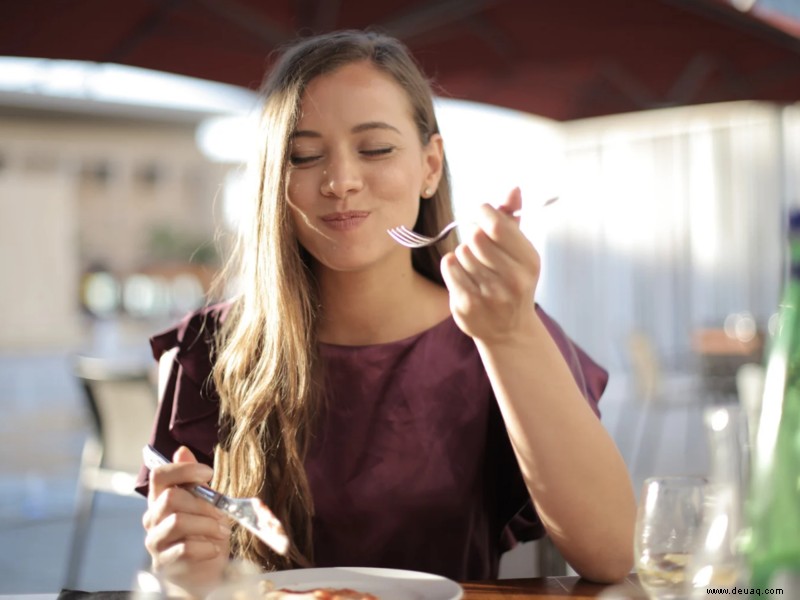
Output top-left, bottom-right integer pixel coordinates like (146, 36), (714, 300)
(2, 0), (800, 120)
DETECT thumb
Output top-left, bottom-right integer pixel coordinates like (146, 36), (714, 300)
(499, 186), (522, 221)
(173, 445), (199, 464)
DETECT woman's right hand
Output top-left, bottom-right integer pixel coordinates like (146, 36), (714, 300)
(142, 446), (232, 597)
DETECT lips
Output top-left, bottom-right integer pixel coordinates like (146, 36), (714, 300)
(320, 211), (370, 231)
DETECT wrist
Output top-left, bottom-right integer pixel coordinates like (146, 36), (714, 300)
(473, 308), (544, 350)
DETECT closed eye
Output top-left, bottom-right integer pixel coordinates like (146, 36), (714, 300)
(289, 155), (321, 166)
(361, 147), (394, 158)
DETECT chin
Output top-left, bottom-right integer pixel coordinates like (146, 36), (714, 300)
(306, 248), (368, 273)
(306, 241), (391, 274)
(318, 257), (374, 274)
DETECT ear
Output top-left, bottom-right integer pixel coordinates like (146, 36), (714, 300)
(420, 133), (444, 197)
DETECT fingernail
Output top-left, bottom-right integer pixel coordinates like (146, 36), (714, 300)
(219, 523), (232, 536)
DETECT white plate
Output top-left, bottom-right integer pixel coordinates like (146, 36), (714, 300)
(224, 566), (463, 600)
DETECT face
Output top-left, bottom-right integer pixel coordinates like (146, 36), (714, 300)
(285, 60), (443, 273)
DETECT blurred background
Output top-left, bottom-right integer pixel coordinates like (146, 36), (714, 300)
(1, 0), (799, 593)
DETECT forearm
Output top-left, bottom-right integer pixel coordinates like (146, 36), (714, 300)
(475, 313), (636, 582)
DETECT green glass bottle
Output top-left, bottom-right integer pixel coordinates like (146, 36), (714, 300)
(745, 210), (800, 594)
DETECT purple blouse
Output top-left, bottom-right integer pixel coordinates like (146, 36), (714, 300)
(135, 301), (608, 581)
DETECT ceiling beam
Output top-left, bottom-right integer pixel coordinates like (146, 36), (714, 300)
(464, 14), (518, 62)
(194, 0), (293, 47)
(377, 0), (507, 42)
(105, 0), (184, 63)
(661, 0), (800, 55)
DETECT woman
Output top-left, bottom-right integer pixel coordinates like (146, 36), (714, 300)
(138, 29), (636, 596)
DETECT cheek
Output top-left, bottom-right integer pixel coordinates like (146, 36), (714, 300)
(283, 175), (316, 248)
(286, 172), (315, 207)
(287, 201), (316, 248)
(366, 161), (421, 199)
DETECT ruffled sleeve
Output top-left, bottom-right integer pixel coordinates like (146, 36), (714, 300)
(494, 304), (609, 551)
(134, 301), (233, 497)
(536, 305), (606, 418)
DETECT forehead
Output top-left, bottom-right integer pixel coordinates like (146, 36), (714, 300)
(297, 61), (416, 129)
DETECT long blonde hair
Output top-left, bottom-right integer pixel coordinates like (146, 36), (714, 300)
(211, 30), (457, 570)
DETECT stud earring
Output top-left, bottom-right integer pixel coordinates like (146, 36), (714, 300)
(423, 187), (432, 198)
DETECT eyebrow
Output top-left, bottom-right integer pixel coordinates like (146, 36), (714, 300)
(292, 121), (401, 138)
(352, 121), (401, 134)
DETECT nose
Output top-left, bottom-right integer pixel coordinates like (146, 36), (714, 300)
(321, 153), (363, 199)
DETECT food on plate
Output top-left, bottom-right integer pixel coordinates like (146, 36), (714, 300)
(251, 499), (290, 555)
(259, 580), (378, 600)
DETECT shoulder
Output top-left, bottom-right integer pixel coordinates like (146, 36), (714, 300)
(135, 304), (231, 494)
(150, 300), (235, 361)
(149, 300), (236, 391)
(535, 303), (608, 414)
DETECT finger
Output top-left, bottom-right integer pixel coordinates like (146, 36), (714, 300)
(440, 252), (480, 300)
(441, 252), (476, 292)
(147, 510), (231, 553)
(148, 460), (213, 500)
(473, 203), (539, 269)
(173, 445), (200, 465)
(153, 537), (224, 568)
(462, 225), (521, 275)
(147, 445), (212, 504)
(497, 186), (522, 218)
(147, 485), (223, 529)
(454, 242), (504, 295)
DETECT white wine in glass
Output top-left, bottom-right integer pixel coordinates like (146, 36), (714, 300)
(634, 476), (706, 599)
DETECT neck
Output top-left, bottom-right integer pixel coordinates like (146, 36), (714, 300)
(314, 253), (450, 345)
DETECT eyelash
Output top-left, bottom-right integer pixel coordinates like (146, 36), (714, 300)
(289, 155), (320, 166)
(289, 147), (395, 166)
(361, 147), (394, 157)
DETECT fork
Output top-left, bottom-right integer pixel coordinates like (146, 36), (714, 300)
(142, 444), (289, 556)
(387, 196), (559, 248)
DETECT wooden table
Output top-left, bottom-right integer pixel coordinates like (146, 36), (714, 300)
(462, 575), (646, 599)
(692, 327), (764, 398)
(28, 575), (646, 600)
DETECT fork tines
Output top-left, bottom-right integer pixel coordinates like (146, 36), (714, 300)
(387, 221), (459, 248)
(387, 227), (437, 248)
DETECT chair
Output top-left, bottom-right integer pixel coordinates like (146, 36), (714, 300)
(64, 355), (158, 589)
(498, 537), (568, 578)
(535, 537), (568, 576)
(618, 331), (708, 481)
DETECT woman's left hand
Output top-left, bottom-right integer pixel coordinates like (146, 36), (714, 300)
(440, 187), (541, 344)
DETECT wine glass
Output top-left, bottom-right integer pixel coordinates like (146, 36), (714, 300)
(132, 560), (267, 600)
(130, 569), (167, 600)
(634, 476), (706, 599)
(688, 406), (749, 593)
